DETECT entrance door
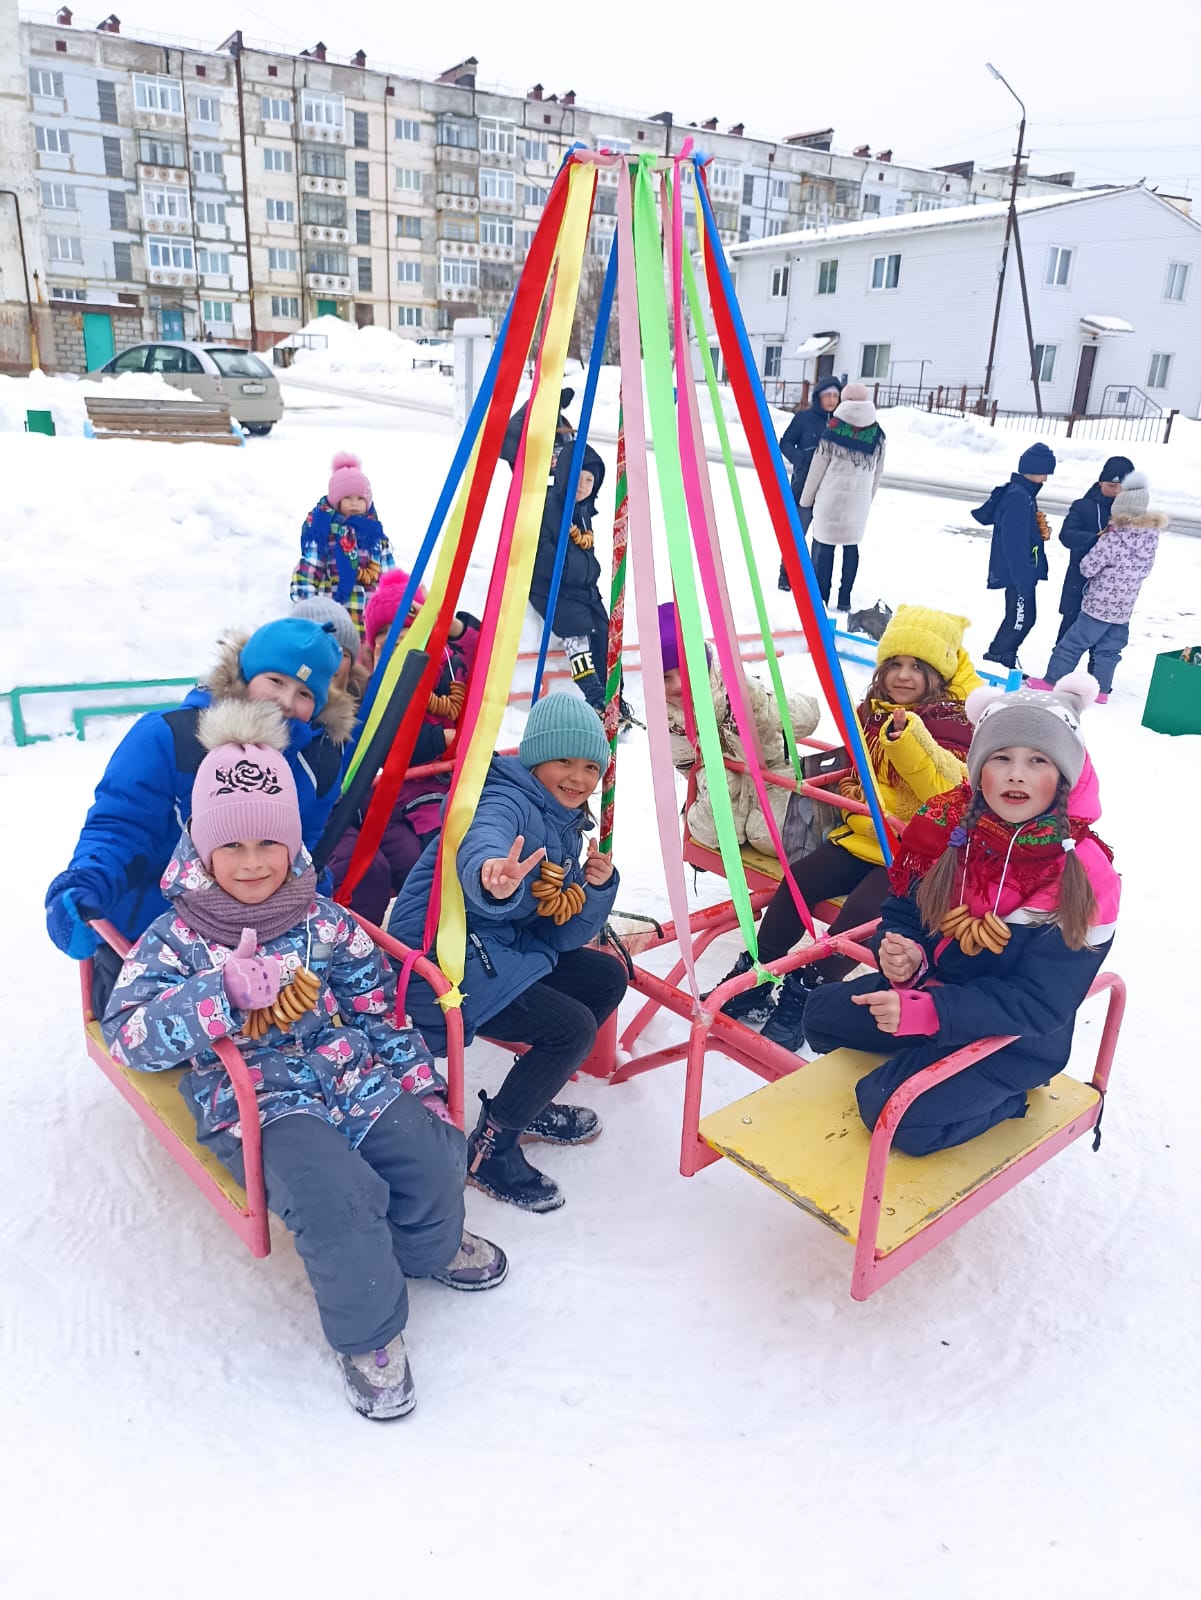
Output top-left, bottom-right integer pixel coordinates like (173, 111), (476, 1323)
(81, 312), (115, 371)
(316, 298), (339, 318)
(160, 308), (184, 339)
(354, 302), (374, 329)
(816, 352), (836, 379)
(1072, 345), (1099, 416)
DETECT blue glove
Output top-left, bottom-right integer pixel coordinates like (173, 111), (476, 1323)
(45, 874), (102, 959)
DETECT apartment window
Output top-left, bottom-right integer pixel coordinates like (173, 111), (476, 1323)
(439, 257), (479, 289)
(304, 195), (347, 227)
(354, 161), (370, 197)
(480, 167), (515, 203)
(862, 193), (881, 216)
(29, 68), (64, 97)
(817, 259), (838, 295)
(709, 162), (741, 191)
(594, 188), (617, 217)
(51, 286), (87, 301)
(192, 148), (224, 177)
(395, 167), (423, 193)
(198, 248), (230, 275)
(480, 213), (514, 247)
(763, 344), (783, 379)
(97, 80), (118, 123)
(261, 96), (292, 122)
(1032, 343), (1057, 383)
(769, 265), (789, 298)
(1164, 262), (1190, 302)
(441, 171), (476, 198)
(48, 234), (83, 262)
(440, 216), (477, 243)
(134, 75), (183, 114)
(271, 294), (301, 318)
(860, 342), (890, 379)
(480, 117), (516, 156)
(397, 214), (422, 239)
(869, 253), (901, 290)
(263, 147), (293, 174)
(35, 126), (70, 154)
(1045, 245), (1073, 287)
(268, 247), (298, 271)
(266, 198), (295, 223)
(395, 118), (420, 142)
(304, 147), (345, 179)
(355, 209), (371, 245)
(40, 181), (76, 209)
(397, 260), (422, 284)
(437, 115), (476, 148)
(140, 136), (185, 167)
(196, 200), (226, 225)
(103, 135), (123, 178)
(356, 257), (373, 291)
(113, 241), (133, 280)
(107, 190), (126, 229)
(142, 182), (190, 220)
(195, 96), (218, 123)
(309, 249), (349, 275)
(302, 91), (344, 129)
(769, 177), (789, 204)
(522, 183), (546, 209)
(765, 218), (786, 237)
(1147, 352), (1173, 389)
(202, 300), (234, 324)
(398, 305), (423, 328)
(589, 227), (612, 258)
(741, 174), (757, 207)
(148, 238), (195, 270)
(523, 137), (548, 162)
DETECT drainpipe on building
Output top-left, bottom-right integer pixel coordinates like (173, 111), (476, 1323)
(0, 188), (40, 369)
(228, 32), (259, 348)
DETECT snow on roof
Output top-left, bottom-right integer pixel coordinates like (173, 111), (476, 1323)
(1080, 314), (1135, 335)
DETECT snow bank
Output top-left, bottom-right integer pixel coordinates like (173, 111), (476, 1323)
(0, 369), (198, 438)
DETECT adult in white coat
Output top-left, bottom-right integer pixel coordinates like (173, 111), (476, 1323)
(800, 382), (886, 611)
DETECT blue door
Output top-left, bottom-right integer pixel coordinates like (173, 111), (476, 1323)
(81, 312), (115, 371)
(160, 308), (184, 340)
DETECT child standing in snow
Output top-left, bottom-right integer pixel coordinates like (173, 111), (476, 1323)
(388, 694), (626, 1214)
(802, 675), (1119, 1155)
(291, 453), (393, 641)
(799, 382), (886, 612)
(102, 704), (506, 1422)
(973, 441), (1056, 670)
(1029, 472), (1165, 703)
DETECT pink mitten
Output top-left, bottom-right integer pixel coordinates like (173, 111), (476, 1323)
(422, 1094), (454, 1126)
(223, 928), (282, 1012)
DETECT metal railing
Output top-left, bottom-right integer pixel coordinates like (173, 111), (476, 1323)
(968, 401), (1179, 444)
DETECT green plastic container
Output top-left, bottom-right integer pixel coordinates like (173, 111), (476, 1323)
(1141, 647), (1201, 737)
(25, 409), (55, 437)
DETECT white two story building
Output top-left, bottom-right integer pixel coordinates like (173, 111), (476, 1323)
(730, 185), (1201, 420)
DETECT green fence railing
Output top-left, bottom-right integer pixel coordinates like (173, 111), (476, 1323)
(2, 677), (195, 747)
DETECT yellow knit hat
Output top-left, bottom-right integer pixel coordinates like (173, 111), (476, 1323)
(876, 605), (970, 683)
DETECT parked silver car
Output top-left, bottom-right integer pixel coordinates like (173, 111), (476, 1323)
(90, 341), (285, 434)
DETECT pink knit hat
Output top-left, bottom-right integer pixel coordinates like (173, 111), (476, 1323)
(328, 451), (372, 507)
(190, 704), (303, 870)
(364, 568), (427, 654)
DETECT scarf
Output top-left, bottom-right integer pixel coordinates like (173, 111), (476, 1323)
(822, 416), (885, 465)
(860, 696), (971, 790)
(309, 499), (385, 604)
(176, 866), (320, 948)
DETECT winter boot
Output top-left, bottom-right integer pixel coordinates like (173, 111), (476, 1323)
(618, 696), (644, 732)
(430, 1230), (510, 1292)
(761, 969), (823, 1050)
(338, 1331), (416, 1421)
(777, 560), (792, 594)
(467, 1092), (564, 1213)
(523, 1101), (602, 1146)
(704, 950), (773, 1026)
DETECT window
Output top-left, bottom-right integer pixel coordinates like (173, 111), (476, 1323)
(51, 286), (87, 301)
(261, 96), (292, 123)
(103, 135), (123, 178)
(309, 248), (348, 275)
(304, 147), (345, 179)
(355, 209), (371, 245)
(480, 167), (515, 203)
(266, 198), (295, 223)
(148, 237), (195, 269)
(107, 190), (126, 229)
(709, 162), (741, 191)
(97, 80), (118, 123)
(354, 161), (370, 197)
(441, 171), (476, 197)
(862, 193), (881, 216)
(202, 300), (234, 324)
(35, 126), (70, 154)
(268, 247), (298, 271)
(594, 188), (617, 216)
(437, 116), (476, 148)
(29, 68), (64, 97)
(1165, 262), (1190, 302)
(195, 96), (217, 123)
(769, 265), (789, 298)
(480, 213), (514, 247)
(522, 183), (546, 209)
(302, 91), (344, 129)
(480, 117), (516, 156)
(765, 218), (787, 237)
(303, 196), (347, 227)
(439, 216), (477, 243)
(523, 137), (548, 162)
(208, 348), (272, 378)
(356, 257), (373, 291)
(763, 344), (782, 379)
(150, 345), (204, 374)
(1032, 343), (1057, 383)
(818, 259), (838, 295)
(742, 174), (757, 206)
(769, 177), (789, 205)
(398, 305), (423, 328)
(439, 257), (479, 289)
(869, 253), (901, 290)
(140, 135), (185, 167)
(1045, 245), (1073, 287)
(198, 248), (230, 275)
(394, 166), (423, 193)
(1147, 352), (1173, 389)
(351, 110), (369, 148)
(40, 181), (76, 209)
(860, 343), (890, 379)
(47, 234), (82, 262)
(397, 260), (422, 284)
(263, 147), (293, 174)
(395, 117), (421, 142)
(134, 75), (183, 114)
(142, 183), (190, 220)
(397, 214), (422, 240)
(271, 295), (301, 318)
(113, 241), (133, 280)
(196, 200), (226, 226)
(192, 148), (224, 177)
(598, 135), (630, 154)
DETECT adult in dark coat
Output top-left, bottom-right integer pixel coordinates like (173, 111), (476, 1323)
(972, 442), (1055, 669)
(500, 388), (575, 474)
(1056, 456), (1133, 650)
(776, 375), (843, 592)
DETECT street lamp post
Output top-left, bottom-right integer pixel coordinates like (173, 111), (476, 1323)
(981, 64), (1042, 415)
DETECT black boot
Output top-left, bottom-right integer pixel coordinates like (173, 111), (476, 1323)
(777, 561), (792, 594)
(468, 1092), (564, 1213)
(617, 696), (644, 732)
(761, 969), (822, 1050)
(524, 1101), (602, 1146)
(704, 950), (773, 1026)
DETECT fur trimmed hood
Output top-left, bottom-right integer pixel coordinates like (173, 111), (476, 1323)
(1110, 511), (1170, 531)
(204, 632), (357, 746)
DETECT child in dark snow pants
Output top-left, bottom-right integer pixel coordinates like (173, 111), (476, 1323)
(801, 675), (1119, 1156)
(973, 441), (1056, 670)
(103, 704), (506, 1422)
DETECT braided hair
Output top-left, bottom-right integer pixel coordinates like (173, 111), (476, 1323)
(915, 788), (989, 934)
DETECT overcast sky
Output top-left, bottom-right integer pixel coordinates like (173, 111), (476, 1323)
(98, 0), (1200, 194)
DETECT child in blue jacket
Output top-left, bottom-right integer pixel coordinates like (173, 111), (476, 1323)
(389, 693), (627, 1213)
(973, 441), (1056, 670)
(102, 703), (506, 1421)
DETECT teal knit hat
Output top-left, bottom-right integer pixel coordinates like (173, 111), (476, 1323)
(518, 693), (610, 770)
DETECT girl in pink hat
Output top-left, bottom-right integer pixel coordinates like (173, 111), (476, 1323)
(290, 452), (393, 640)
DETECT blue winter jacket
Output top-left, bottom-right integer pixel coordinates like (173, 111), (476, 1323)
(778, 378), (842, 494)
(387, 755), (620, 1053)
(973, 474), (1050, 596)
(45, 637), (355, 949)
(1057, 484), (1111, 617)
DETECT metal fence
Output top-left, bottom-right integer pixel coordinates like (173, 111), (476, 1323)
(966, 401), (1179, 444)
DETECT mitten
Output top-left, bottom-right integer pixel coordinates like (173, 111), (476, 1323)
(422, 1094), (454, 1126)
(223, 928), (282, 1011)
(45, 873), (103, 959)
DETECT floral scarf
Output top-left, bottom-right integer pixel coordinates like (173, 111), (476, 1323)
(308, 498), (385, 605)
(860, 696), (971, 790)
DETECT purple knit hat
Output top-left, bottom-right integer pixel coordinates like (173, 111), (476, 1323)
(658, 601), (683, 673)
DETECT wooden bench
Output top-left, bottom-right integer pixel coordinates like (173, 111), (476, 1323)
(85, 396), (245, 446)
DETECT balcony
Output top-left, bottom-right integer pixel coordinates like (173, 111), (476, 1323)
(305, 272), (351, 296)
(435, 144), (479, 165)
(301, 123), (345, 145)
(148, 266), (197, 286)
(300, 174), (348, 198)
(132, 108), (185, 133)
(138, 163), (188, 187)
(438, 240), (479, 258)
(478, 243), (514, 263)
(303, 224), (350, 246)
(143, 215), (193, 236)
(435, 193), (479, 213)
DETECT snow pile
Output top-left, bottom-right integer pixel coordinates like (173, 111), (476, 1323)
(282, 316), (454, 399)
(0, 369), (199, 438)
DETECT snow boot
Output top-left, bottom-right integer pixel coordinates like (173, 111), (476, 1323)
(523, 1101), (602, 1146)
(617, 697), (644, 733)
(467, 1092), (565, 1213)
(338, 1331), (416, 1421)
(430, 1230), (510, 1292)
(777, 561), (791, 593)
(761, 969), (823, 1050)
(704, 950), (773, 1026)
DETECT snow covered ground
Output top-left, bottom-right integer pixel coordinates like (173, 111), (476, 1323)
(1, 370), (1199, 1599)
